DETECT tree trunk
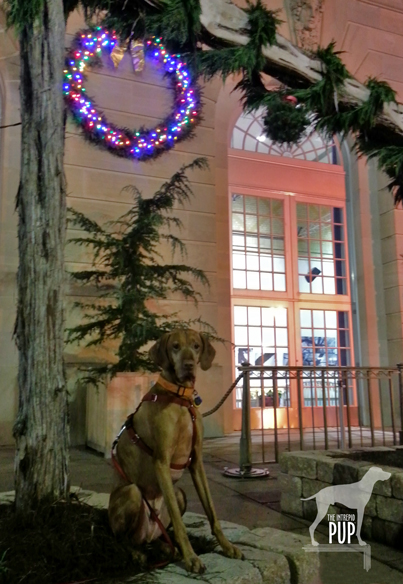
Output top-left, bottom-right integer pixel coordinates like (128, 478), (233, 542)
(13, 0), (69, 512)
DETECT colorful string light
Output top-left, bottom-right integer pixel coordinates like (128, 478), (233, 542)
(64, 28), (201, 161)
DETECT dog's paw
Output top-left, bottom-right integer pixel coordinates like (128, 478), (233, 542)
(184, 553), (206, 574)
(311, 540), (319, 547)
(221, 542), (244, 560)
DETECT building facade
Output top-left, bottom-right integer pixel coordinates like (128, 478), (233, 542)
(0, 0), (402, 449)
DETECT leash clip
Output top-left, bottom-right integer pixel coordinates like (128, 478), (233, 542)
(130, 432), (141, 445)
(150, 393), (158, 402)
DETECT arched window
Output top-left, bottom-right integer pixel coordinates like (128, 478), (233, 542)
(231, 108), (341, 165)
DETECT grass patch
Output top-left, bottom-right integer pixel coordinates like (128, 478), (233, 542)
(0, 495), (216, 584)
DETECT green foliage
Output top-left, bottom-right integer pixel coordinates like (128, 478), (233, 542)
(198, 2), (281, 81)
(294, 42), (350, 119)
(67, 158), (217, 384)
(145, 0), (201, 51)
(4, 0), (44, 32)
(261, 92), (310, 145)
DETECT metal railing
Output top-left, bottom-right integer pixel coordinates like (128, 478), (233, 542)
(235, 362), (403, 473)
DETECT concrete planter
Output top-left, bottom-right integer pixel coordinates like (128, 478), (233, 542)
(86, 372), (158, 456)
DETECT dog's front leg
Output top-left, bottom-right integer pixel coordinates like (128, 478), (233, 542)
(154, 458), (205, 573)
(189, 454), (243, 560)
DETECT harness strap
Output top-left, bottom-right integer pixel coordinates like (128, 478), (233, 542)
(125, 393), (197, 470)
(110, 449), (175, 566)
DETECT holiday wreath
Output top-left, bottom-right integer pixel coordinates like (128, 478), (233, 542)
(64, 27), (201, 161)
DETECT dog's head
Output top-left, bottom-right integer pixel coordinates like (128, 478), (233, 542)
(365, 466), (391, 482)
(149, 329), (215, 385)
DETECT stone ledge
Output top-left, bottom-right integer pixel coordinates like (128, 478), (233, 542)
(0, 492), (319, 584)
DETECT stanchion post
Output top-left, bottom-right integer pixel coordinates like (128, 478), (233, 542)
(398, 363), (403, 445)
(239, 362), (252, 474)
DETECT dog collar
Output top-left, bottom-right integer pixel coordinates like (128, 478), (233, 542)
(157, 375), (195, 400)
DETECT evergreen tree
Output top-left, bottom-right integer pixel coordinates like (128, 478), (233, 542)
(67, 158), (212, 383)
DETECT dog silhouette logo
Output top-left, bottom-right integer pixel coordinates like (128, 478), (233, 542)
(301, 466), (391, 546)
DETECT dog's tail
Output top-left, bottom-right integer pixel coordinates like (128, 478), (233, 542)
(300, 494), (317, 501)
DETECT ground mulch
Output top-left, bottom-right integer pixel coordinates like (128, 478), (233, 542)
(0, 496), (215, 584)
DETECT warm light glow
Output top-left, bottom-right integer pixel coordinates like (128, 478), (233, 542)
(64, 27), (201, 161)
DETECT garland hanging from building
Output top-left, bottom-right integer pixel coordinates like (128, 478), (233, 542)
(64, 27), (201, 161)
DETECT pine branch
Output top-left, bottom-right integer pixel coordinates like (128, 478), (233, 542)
(68, 159), (215, 377)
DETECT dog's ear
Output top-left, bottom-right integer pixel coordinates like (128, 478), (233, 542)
(199, 334), (216, 371)
(149, 333), (171, 370)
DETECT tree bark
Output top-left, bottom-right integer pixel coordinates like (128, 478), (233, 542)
(199, 0), (403, 138)
(13, 0), (69, 511)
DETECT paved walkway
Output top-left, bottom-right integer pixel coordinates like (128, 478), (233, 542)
(2, 436), (403, 583)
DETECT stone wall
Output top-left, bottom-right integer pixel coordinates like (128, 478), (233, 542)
(279, 447), (403, 548)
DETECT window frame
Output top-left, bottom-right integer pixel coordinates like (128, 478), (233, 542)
(230, 187), (355, 410)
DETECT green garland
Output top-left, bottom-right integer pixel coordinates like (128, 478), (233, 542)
(261, 92), (309, 145)
(14, 0), (403, 203)
(198, 1), (281, 80)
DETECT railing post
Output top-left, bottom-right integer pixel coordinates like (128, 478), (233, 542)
(398, 363), (403, 445)
(224, 364), (269, 478)
(338, 371), (346, 450)
(273, 369), (279, 463)
(239, 362), (252, 474)
(296, 369), (304, 450)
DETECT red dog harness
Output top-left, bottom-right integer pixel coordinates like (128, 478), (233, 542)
(111, 379), (198, 476)
(110, 378), (199, 560)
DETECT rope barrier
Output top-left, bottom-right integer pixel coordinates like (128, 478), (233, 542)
(202, 372), (244, 418)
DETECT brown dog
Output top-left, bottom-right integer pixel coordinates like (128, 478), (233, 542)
(108, 329), (243, 573)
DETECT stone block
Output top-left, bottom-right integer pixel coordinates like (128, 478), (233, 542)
(317, 458), (340, 483)
(232, 527), (320, 584)
(302, 499), (318, 522)
(357, 465), (392, 497)
(301, 478), (328, 498)
(237, 545), (291, 584)
(182, 512), (250, 542)
(391, 472), (403, 499)
(372, 517), (403, 548)
(361, 515), (372, 540)
(279, 452), (290, 473)
(281, 492), (303, 518)
(287, 453), (317, 479)
(333, 461), (360, 485)
(135, 553), (263, 584)
(364, 494), (377, 518)
(278, 473), (302, 497)
(376, 495), (403, 524)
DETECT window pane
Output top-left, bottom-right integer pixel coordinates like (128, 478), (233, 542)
(248, 307), (261, 325)
(247, 271), (259, 289)
(233, 305), (289, 408)
(297, 202), (346, 295)
(245, 215), (258, 232)
(262, 307), (274, 326)
(233, 270), (246, 288)
(246, 253), (259, 270)
(232, 213), (244, 231)
(258, 198), (271, 215)
(235, 326), (248, 345)
(231, 194), (286, 292)
(260, 254), (272, 271)
(274, 273), (286, 291)
(245, 196), (257, 213)
(232, 194), (244, 211)
(260, 273), (273, 290)
(234, 306), (247, 325)
(233, 252), (245, 269)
